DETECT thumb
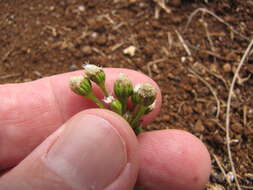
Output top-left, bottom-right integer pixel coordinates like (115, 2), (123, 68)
(0, 109), (139, 190)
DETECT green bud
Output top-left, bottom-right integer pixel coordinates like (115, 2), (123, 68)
(69, 75), (92, 96)
(132, 83), (156, 106)
(114, 73), (133, 99)
(110, 99), (123, 115)
(104, 96), (123, 115)
(83, 64), (105, 85)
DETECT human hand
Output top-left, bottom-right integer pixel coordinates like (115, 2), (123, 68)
(0, 68), (211, 190)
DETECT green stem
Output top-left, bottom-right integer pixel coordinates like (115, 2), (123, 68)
(119, 98), (128, 114)
(130, 105), (146, 127)
(99, 83), (109, 97)
(86, 93), (105, 108)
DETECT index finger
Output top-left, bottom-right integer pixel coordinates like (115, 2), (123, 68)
(0, 68), (161, 169)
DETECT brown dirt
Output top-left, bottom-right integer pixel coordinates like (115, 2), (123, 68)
(1, 0), (253, 189)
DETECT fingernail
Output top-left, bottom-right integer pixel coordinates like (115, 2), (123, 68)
(45, 114), (127, 190)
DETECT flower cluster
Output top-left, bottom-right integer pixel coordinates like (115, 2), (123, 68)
(69, 64), (157, 135)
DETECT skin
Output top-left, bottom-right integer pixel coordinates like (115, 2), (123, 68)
(0, 68), (211, 190)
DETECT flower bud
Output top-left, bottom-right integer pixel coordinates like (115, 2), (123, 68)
(104, 96), (123, 115)
(132, 83), (156, 106)
(114, 73), (133, 99)
(69, 75), (92, 96)
(83, 64), (105, 85)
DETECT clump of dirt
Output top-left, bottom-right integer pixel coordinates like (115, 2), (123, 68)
(1, 0), (253, 189)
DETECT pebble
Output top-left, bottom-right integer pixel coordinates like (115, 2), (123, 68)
(204, 120), (216, 132)
(78, 5), (85, 12)
(231, 123), (244, 133)
(161, 115), (170, 121)
(69, 64), (78, 71)
(123, 45), (136, 57)
(81, 46), (93, 56)
(210, 64), (218, 73)
(195, 119), (205, 132)
(223, 63), (232, 73)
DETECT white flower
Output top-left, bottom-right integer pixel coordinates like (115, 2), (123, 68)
(133, 84), (141, 92)
(69, 74), (92, 96)
(103, 95), (115, 104)
(132, 83), (156, 106)
(83, 64), (102, 77)
(69, 75), (84, 91)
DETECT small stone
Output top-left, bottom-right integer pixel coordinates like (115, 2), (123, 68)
(189, 76), (198, 84)
(81, 46), (93, 56)
(69, 64), (78, 71)
(195, 119), (205, 132)
(33, 71), (43, 78)
(123, 46), (137, 57)
(161, 115), (170, 121)
(231, 123), (244, 133)
(181, 56), (186, 63)
(91, 32), (98, 38)
(204, 120), (216, 132)
(49, 6), (55, 11)
(223, 63), (232, 73)
(78, 5), (85, 12)
(210, 64), (218, 73)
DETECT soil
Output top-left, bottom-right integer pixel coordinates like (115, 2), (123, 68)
(0, 0), (253, 189)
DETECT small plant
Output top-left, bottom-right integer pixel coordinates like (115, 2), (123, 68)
(69, 64), (157, 135)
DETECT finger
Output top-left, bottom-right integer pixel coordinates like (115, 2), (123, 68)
(0, 68), (161, 169)
(0, 109), (139, 190)
(137, 130), (211, 190)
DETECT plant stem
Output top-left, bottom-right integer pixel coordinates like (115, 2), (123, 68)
(130, 104), (146, 128)
(119, 98), (128, 114)
(86, 93), (105, 108)
(99, 83), (109, 97)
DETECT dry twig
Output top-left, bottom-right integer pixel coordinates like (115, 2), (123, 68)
(153, 0), (171, 19)
(192, 61), (229, 89)
(188, 68), (221, 119)
(102, 14), (115, 24)
(240, 186), (253, 190)
(167, 32), (173, 51)
(183, 8), (250, 41)
(154, 5), (161, 19)
(187, 43), (234, 62)
(146, 58), (165, 77)
(243, 105), (247, 127)
(92, 47), (106, 56)
(0, 73), (21, 80)
(200, 19), (217, 63)
(213, 154), (231, 185)
(45, 25), (57, 37)
(210, 119), (226, 132)
(110, 42), (124, 52)
(175, 30), (192, 57)
(225, 39), (253, 190)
